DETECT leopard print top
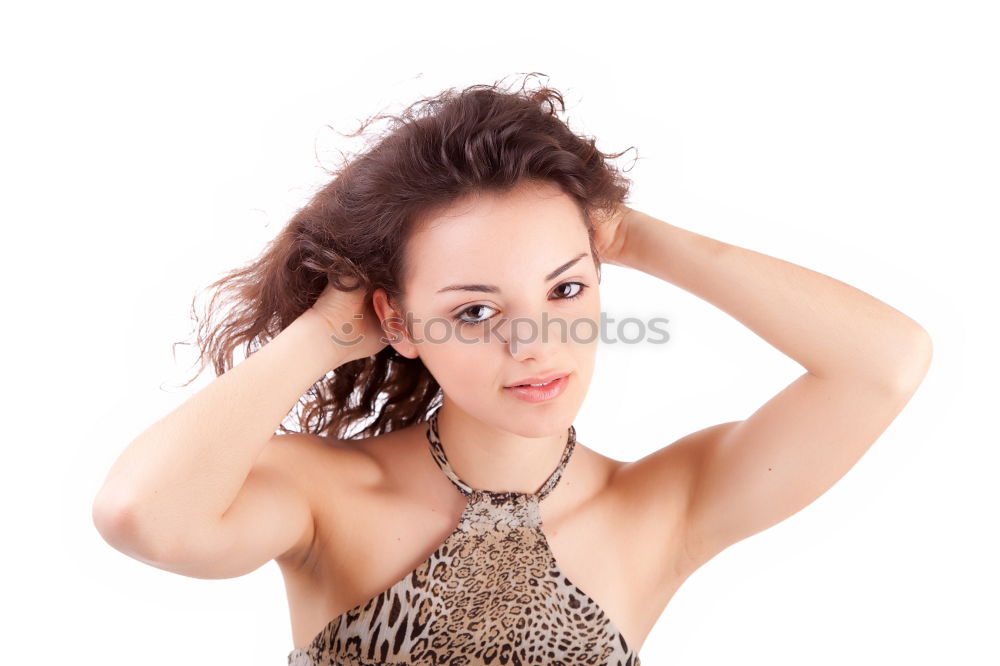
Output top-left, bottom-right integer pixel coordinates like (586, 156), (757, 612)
(287, 406), (641, 665)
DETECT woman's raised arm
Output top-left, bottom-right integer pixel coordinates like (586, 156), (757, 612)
(91, 283), (384, 575)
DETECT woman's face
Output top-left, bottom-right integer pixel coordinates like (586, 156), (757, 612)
(377, 180), (602, 436)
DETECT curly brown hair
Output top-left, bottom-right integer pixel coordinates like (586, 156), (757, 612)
(174, 72), (636, 441)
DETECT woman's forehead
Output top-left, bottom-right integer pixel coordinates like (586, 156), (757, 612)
(408, 218), (590, 288)
(400, 181), (593, 293)
(414, 185), (585, 250)
(420, 181), (582, 230)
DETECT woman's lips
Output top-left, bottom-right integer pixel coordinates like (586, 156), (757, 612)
(503, 373), (570, 403)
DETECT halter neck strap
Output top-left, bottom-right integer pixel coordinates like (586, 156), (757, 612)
(424, 406), (576, 500)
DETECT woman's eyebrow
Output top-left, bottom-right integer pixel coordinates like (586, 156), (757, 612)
(436, 252), (589, 294)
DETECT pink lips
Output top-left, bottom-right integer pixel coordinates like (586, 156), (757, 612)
(503, 373), (570, 403)
(505, 371), (569, 388)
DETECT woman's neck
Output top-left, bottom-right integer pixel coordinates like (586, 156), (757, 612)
(432, 401), (572, 494)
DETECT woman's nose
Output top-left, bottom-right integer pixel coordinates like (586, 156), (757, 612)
(503, 310), (570, 359)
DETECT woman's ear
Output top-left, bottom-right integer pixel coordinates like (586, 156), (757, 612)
(372, 287), (419, 359)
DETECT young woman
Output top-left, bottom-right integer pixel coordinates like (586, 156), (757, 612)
(92, 76), (932, 665)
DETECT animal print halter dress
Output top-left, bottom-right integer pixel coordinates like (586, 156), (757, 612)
(287, 406), (640, 665)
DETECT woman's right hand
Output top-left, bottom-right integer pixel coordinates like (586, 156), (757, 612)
(306, 279), (389, 364)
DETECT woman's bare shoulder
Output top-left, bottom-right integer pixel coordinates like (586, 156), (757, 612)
(265, 429), (396, 570)
(271, 429), (386, 486)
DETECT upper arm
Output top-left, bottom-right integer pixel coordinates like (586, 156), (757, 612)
(153, 433), (321, 579)
(680, 363), (930, 573)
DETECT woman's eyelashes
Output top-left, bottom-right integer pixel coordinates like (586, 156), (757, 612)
(453, 281), (589, 327)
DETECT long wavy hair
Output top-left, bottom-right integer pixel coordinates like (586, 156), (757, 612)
(174, 73), (635, 441)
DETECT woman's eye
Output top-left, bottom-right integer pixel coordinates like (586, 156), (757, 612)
(554, 281), (584, 299)
(455, 304), (499, 326)
(453, 281), (588, 327)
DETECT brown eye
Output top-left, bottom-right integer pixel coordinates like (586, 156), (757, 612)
(554, 282), (586, 299)
(454, 303), (499, 326)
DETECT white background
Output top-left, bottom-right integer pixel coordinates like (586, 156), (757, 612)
(2, 1), (995, 664)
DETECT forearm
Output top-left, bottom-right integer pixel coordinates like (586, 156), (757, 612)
(620, 210), (931, 388)
(93, 311), (347, 552)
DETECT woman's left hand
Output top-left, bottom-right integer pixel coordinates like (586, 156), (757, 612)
(591, 203), (635, 268)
